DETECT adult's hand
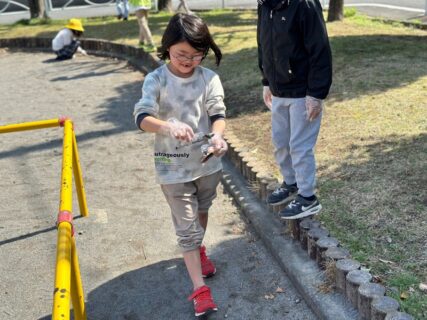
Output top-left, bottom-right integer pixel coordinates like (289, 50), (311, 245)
(263, 86), (272, 110)
(306, 96), (323, 122)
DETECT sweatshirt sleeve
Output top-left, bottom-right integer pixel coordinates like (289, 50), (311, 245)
(300, 0), (333, 100)
(205, 73), (226, 118)
(257, 4), (269, 87)
(133, 72), (161, 127)
(52, 30), (65, 51)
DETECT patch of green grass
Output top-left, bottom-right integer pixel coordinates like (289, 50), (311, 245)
(387, 274), (427, 319)
(343, 8), (357, 18)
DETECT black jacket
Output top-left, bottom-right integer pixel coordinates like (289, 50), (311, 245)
(257, 0), (332, 99)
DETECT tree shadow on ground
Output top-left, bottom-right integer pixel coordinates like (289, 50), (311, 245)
(0, 61), (142, 159)
(37, 237), (312, 320)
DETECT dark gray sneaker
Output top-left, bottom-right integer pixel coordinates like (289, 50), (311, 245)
(279, 195), (322, 220)
(266, 182), (298, 206)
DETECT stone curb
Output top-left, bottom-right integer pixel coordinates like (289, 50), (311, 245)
(221, 131), (414, 320)
(221, 158), (358, 320)
(0, 37), (160, 74)
(370, 17), (427, 31)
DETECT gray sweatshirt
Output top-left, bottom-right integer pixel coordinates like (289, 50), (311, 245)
(134, 64), (226, 184)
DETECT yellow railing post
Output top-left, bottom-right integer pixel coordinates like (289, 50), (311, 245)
(70, 237), (86, 320)
(1, 118), (88, 320)
(72, 131), (88, 217)
(0, 118), (60, 133)
(52, 120), (74, 320)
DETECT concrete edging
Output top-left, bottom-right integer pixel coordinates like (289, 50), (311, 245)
(0, 37), (160, 74)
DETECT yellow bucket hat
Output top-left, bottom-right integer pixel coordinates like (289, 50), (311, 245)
(65, 19), (84, 32)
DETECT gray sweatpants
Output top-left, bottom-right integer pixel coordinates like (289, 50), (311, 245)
(271, 97), (322, 197)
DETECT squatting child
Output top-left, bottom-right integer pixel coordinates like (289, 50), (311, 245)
(52, 18), (87, 60)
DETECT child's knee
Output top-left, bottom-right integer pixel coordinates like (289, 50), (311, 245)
(176, 226), (204, 252)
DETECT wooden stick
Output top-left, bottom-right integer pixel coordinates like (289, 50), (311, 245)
(345, 270), (372, 308)
(358, 282), (386, 320)
(316, 237), (339, 268)
(299, 218), (321, 250)
(307, 228), (330, 260)
(371, 296), (400, 320)
(335, 258), (360, 294)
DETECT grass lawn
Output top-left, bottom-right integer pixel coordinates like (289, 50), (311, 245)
(1, 9), (426, 318)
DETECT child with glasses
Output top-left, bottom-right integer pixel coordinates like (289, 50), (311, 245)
(133, 13), (227, 317)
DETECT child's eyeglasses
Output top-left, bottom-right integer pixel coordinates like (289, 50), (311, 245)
(171, 52), (205, 62)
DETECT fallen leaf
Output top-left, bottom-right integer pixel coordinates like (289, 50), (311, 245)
(379, 258), (394, 264)
(275, 287), (284, 293)
(400, 291), (409, 300)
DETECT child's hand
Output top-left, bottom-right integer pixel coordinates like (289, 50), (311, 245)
(77, 47), (87, 55)
(305, 96), (323, 122)
(208, 133), (228, 157)
(163, 118), (194, 142)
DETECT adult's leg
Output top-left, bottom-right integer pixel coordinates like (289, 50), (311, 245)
(271, 96), (295, 185)
(116, 0), (123, 17)
(135, 9), (154, 45)
(288, 98), (322, 197)
(123, 0), (129, 18)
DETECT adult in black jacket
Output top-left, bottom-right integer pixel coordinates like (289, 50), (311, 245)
(257, 0), (332, 220)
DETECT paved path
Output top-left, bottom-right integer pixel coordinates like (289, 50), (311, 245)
(0, 50), (316, 320)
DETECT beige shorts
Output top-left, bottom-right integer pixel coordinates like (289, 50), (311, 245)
(160, 170), (222, 252)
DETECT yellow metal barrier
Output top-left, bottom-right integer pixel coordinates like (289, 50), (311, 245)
(0, 117), (88, 320)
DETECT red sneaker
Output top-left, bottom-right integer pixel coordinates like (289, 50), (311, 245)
(188, 285), (218, 317)
(200, 245), (216, 278)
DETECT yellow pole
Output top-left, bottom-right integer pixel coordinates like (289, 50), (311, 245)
(52, 120), (74, 320)
(70, 237), (86, 320)
(0, 118), (60, 134)
(52, 222), (73, 320)
(72, 131), (88, 217)
(59, 120), (74, 212)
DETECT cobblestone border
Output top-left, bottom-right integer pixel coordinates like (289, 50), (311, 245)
(222, 130), (414, 320)
(0, 37), (160, 74)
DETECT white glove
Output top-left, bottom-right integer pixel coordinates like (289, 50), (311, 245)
(263, 86), (272, 110)
(160, 118), (194, 142)
(208, 133), (228, 157)
(305, 96), (323, 122)
(77, 47), (87, 55)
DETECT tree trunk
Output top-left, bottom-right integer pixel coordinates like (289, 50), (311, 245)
(158, 0), (173, 12)
(327, 0), (344, 22)
(29, 0), (49, 19)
